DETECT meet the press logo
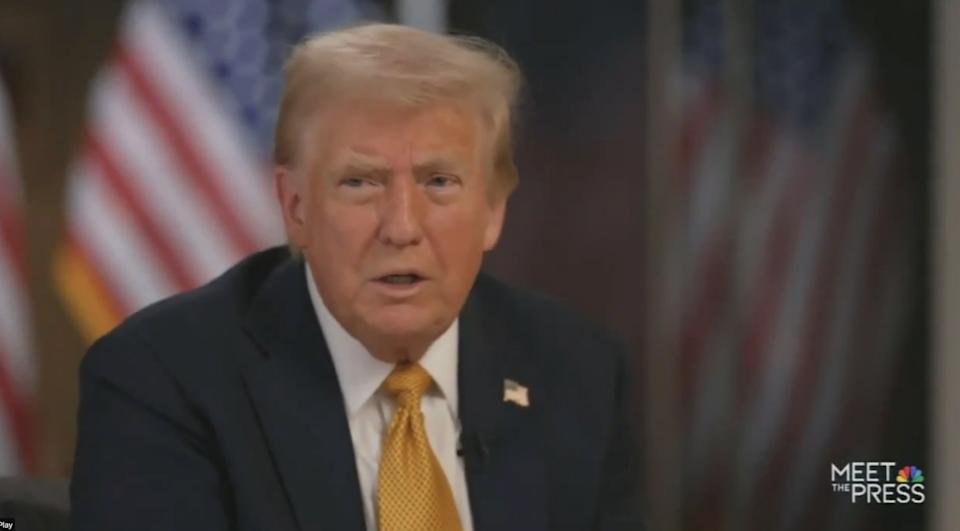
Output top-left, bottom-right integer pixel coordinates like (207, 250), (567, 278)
(830, 462), (925, 504)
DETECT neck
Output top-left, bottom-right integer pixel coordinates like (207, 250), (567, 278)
(363, 337), (429, 364)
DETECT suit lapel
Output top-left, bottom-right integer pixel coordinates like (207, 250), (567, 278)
(241, 258), (366, 531)
(459, 278), (548, 531)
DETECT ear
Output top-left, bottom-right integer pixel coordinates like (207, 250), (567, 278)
(274, 166), (308, 249)
(482, 193), (508, 251)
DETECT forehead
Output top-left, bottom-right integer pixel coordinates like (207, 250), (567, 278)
(305, 99), (487, 171)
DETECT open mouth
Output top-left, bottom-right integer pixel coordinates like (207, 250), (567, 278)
(377, 274), (424, 285)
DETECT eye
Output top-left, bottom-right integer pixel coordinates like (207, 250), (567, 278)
(426, 174), (458, 187)
(340, 177), (371, 188)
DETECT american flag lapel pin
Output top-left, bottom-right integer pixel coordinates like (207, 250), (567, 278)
(503, 378), (530, 407)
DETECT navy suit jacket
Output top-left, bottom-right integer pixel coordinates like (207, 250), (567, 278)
(70, 247), (644, 531)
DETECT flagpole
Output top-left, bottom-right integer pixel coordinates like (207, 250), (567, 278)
(932, 0), (960, 529)
(644, 0), (682, 529)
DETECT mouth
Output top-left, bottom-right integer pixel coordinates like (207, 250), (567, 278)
(371, 272), (426, 298)
(376, 273), (424, 285)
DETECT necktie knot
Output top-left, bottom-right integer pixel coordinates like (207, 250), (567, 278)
(383, 363), (432, 407)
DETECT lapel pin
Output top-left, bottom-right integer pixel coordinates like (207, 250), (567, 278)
(503, 378), (530, 407)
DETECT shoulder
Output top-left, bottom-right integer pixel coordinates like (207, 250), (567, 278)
(80, 247), (291, 383)
(468, 272), (629, 366)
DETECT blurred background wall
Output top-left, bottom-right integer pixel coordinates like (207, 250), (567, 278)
(0, 0), (947, 530)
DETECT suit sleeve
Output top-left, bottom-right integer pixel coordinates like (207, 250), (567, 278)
(70, 327), (233, 531)
(594, 340), (646, 530)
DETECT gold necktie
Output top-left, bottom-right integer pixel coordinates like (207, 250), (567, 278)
(377, 363), (463, 531)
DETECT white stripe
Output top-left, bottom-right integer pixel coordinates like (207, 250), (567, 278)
(0, 75), (31, 399)
(0, 244), (31, 393)
(0, 401), (23, 475)
(91, 67), (242, 283)
(687, 110), (736, 257)
(736, 135), (802, 291)
(0, 74), (28, 473)
(123, 2), (283, 248)
(69, 157), (177, 312)
(660, 73), (714, 338)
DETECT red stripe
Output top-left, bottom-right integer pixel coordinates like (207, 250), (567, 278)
(749, 95), (879, 529)
(675, 81), (724, 194)
(740, 118), (775, 187)
(0, 345), (34, 473)
(86, 133), (195, 291)
(678, 231), (733, 408)
(0, 172), (26, 285)
(114, 46), (258, 256)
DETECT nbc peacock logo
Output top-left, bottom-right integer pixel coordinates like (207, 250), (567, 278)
(896, 465), (924, 484)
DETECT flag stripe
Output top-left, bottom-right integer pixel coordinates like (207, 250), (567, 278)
(675, 81), (724, 194)
(114, 46), (258, 256)
(751, 98), (878, 523)
(739, 152), (816, 403)
(0, 73), (31, 474)
(0, 191), (24, 286)
(69, 157), (178, 310)
(86, 133), (195, 291)
(92, 66), (242, 281)
(0, 242), (30, 392)
(783, 125), (895, 531)
(122, 1), (281, 246)
(0, 345), (32, 471)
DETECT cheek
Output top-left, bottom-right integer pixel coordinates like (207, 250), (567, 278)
(306, 201), (380, 266)
(427, 206), (490, 272)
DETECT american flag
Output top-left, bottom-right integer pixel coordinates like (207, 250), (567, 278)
(54, 0), (378, 343)
(0, 76), (34, 473)
(669, 1), (917, 530)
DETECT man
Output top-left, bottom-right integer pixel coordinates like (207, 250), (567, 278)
(71, 24), (643, 531)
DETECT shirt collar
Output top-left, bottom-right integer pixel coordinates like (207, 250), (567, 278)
(305, 264), (459, 419)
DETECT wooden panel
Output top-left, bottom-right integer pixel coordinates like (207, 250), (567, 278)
(0, 0), (123, 476)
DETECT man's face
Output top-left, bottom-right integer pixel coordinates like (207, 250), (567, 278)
(277, 100), (506, 360)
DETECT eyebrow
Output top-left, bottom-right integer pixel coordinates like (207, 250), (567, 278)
(413, 156), (466, 174)
(328, 151), (468, 178)
(330, 154), (390, 179)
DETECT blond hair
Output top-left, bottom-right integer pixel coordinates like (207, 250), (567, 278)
(274, 23), (523, 197)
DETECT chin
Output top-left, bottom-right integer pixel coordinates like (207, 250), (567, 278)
(366, 306), (448, 344)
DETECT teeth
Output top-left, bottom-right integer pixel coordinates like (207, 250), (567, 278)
(382, 274), (418, 284)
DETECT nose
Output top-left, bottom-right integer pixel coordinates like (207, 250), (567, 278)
(377, 176), (423, 247)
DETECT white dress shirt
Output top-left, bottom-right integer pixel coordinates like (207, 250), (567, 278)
(306, 266), (475, 531)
